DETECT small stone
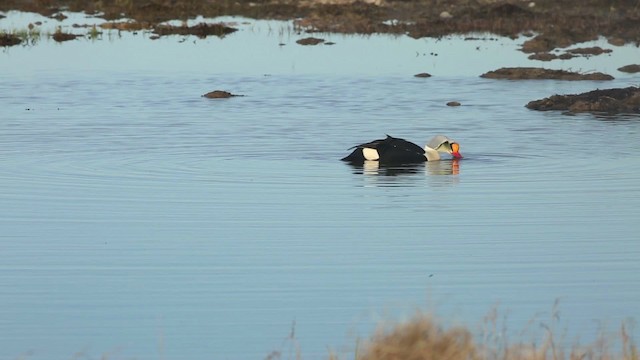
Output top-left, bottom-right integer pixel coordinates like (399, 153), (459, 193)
(607, 37), (626, 46)
(414, 72), (432, 78)
(439, 11), (453, 19)
(447, 101), (461, 107)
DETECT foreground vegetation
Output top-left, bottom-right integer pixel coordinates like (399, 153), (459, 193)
(350, 314), (636, 360)
(270, 307), (638, 360)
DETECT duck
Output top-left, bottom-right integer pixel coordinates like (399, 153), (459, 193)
(341, 135), (462, 164)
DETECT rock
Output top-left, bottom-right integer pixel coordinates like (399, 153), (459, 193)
(618, 64), (640, 73)
(414, 72), (432, 78)
(526, 86), (640, 114)
(296, 37), (325, 45)
(202, 90), (243, 99)
(607, 37), (626, 46)
(439, 11), (453, 19)
(446, 101), (461, 106)
(480, 67), (614, 80)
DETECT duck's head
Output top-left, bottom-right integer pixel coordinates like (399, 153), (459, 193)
(426, 135), (463, 159)
(442, 141), (463, 159)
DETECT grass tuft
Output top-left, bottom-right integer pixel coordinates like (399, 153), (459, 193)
(326, 306), (638, 360)
(356, 313), (479, 360)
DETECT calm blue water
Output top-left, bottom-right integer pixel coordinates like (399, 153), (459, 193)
(1, 12), (640, 360)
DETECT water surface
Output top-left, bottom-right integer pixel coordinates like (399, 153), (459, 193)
(1, 12), (640, 360)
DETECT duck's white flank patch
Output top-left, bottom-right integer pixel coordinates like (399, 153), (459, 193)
(424, 147), (440, 161)
(362, 147), (380, 161)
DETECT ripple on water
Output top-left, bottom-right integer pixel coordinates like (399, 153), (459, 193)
(2, 27), (640, 360)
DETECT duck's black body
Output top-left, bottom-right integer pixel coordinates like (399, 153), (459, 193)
(341, 135), (427, 165)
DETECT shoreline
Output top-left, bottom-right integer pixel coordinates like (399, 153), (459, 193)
(1, 0), (639, 50)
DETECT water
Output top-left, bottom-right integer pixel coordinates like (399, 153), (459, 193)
(2, 12), (640, 360)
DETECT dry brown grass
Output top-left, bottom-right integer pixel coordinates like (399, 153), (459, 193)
(325, 308), (638, 360)
(354, 313), (480, 360)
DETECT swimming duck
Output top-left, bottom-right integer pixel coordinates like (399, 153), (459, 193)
(341, 135), (462, 164)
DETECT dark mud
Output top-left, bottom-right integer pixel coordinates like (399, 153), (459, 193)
(481, 67), (614, 80)
(2, 0), (640, 50)
(526, 87), (640, 114)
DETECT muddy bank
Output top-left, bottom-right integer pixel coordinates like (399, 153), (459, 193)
(481, 67), (614, 81)
(2, 0), (640, 49)
(526, 86), (640, 114)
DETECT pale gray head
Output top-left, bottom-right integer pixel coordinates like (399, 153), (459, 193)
(425, 135), (463, 159)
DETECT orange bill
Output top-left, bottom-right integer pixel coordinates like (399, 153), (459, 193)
(451, 143), (462, 159)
